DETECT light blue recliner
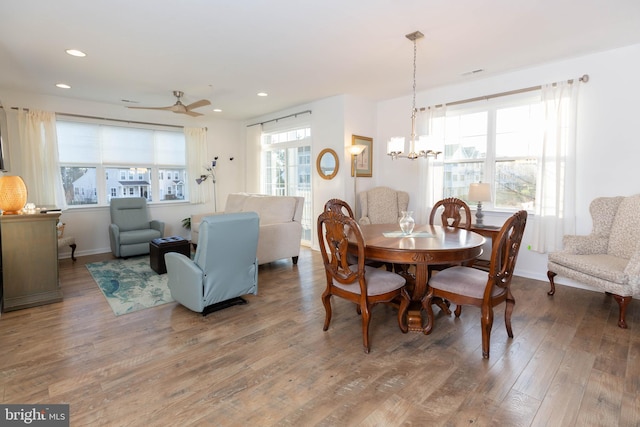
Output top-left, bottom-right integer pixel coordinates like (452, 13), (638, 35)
(109, 197), (165, 258)
(165, 212), (259, 315)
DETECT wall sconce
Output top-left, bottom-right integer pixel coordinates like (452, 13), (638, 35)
(468, 182), (492, 227)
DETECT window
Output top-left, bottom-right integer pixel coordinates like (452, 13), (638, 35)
(436, 93), (542, 211)
(57, 120), (186, 206)
(261, 126), (312, 244)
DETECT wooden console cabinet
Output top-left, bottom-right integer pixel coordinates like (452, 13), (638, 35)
(0, 213), (62, 312)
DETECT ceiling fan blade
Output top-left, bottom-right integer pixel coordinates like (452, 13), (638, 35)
(186, 99), (211, 110)
(127, 105), (174, 111)
(126, 92), (207, 117)
(181, 110), (203, 117)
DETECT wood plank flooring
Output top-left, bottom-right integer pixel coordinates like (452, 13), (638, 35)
(1, 247), (639, 426)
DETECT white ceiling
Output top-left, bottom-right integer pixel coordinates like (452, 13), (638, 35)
(2, 0), (640, 120)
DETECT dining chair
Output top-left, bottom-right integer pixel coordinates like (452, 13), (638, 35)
(429, 197), (472, 230)
(317, 210), (410, 353)
(324, 198), (355, 218)
(428, 197), (473, 279)
(325, 198), (392, 271)
(422, 210), (527, 358)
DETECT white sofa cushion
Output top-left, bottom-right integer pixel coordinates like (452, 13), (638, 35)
(244, 196), (297, 225)
(225, 193), (249, 213)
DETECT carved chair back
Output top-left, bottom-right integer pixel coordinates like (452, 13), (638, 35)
(429, 197), (471, 229)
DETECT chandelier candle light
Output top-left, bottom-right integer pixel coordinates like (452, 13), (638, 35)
(468, 182), (492, 227)
(387, 31), (441, 161)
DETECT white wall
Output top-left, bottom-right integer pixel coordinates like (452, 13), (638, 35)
(0, 89), (243, 256)
(374, 43), (640, 288)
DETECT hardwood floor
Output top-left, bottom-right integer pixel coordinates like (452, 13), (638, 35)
(1, 248), (639, 426)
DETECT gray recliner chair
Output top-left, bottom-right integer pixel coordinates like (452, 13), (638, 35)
(165, 212), (259, 315)
(108, 197), (164, 258)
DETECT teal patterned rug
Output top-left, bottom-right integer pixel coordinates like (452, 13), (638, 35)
(86, 256), (174, 316)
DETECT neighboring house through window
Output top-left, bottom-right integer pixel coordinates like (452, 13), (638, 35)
(428, 91), (545, 212)
(57, 120), (187, 206)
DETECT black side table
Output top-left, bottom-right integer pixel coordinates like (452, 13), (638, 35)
(150, 236), (190, 274)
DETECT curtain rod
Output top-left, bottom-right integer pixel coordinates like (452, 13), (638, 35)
(419, 74), (589, 111)
(247, 109), (312, 127)
(4, 107), (186, 129)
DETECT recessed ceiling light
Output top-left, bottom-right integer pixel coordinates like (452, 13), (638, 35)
(257, 92), (268, 97)
(56, 83), (71, 89)
(65, 49), (86, 57)
(213, 108), (222, 113)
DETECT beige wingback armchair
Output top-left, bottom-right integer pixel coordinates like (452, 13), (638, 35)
(358, 187), (409, 225)
(547, 194), (640, 328)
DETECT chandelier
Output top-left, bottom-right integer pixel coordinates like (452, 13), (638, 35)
(387, 31), (441, 160)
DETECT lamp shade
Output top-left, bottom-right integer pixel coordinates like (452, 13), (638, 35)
(415, 135), (431, 153)
(347, 144), (366, 156)
(0, 175), (28, 214)
(468, 182), (492, 202)
(387, 137), (404, 154)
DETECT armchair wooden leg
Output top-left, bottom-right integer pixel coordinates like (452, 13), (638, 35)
(70, 243), (77, 262)
(612, 294), (632, 329)
(547, 270), (557, 295)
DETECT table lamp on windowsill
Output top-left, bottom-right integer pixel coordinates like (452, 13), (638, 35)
(468, 182), (491, 228)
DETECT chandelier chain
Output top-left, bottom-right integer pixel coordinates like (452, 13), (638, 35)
(386, 30), (441, 161)
(412, 38), (417, 115)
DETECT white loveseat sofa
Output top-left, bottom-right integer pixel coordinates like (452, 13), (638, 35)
(191, 193), (304, 265)
(547, 194), (640, 328)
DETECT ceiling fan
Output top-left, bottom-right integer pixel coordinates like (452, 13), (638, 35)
(127, 90), (211, 117)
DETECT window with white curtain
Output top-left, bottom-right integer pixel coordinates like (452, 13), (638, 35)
(261, 123), (312, 244)
(433, 92), (544, 211)
(56, 119), (186, 207)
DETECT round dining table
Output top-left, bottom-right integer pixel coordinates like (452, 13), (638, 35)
(349, 223), (485, 332)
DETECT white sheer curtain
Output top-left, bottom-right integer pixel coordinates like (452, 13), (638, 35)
(246, 124), (262, 192)
(416, 105), (446, 224)
(18, 109), (67, 209)
(184, 127), (208, 204)
(531, 80), (580, 253)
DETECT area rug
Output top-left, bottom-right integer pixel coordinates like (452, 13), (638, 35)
(86, 256), (174, 316)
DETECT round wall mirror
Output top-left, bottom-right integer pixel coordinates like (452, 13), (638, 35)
(317, 148), (339, 180)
